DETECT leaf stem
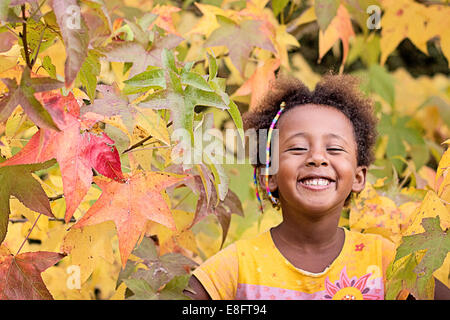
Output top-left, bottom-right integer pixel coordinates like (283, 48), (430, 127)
(122, 120), (172, 154)
(31, 25), (47, 67)
(29, 0), (47, 20)
(16, 213), (41, 255)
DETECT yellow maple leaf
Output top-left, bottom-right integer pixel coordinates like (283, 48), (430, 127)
(187, 3), (238, 37)
(349, 182), (421, 244)
(275, 24), (300, 69)
(379, 0), (449, 65)
(61, 221), (116, 284)
(403, 190), (450, 237)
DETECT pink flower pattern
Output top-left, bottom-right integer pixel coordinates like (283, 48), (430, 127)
(323, 267), (381, 300)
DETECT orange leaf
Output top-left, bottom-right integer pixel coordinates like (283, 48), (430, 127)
(233, 58), (280, 110)
(72, 171), (188, 267)
(150, 4), (181, 36)
(318, 5), (354, 73)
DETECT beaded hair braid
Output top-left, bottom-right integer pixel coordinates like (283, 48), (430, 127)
(253, 101), (286, 213)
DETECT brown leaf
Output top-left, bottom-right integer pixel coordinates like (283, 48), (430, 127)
(0, 246), (65, 300)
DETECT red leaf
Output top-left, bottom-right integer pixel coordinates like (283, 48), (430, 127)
(0, 246), (65, 300)
(0, 92), (124, 222)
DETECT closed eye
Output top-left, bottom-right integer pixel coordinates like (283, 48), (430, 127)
(287, 148), (307, 152)
(328, 148), (343, 151)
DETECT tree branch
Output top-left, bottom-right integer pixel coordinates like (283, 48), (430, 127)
(9, 216), (76, 223)
(415, 0), (450, 5)
(20, 5), (32, 69)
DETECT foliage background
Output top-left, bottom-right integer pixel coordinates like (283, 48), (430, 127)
(0, 0), (449, 300)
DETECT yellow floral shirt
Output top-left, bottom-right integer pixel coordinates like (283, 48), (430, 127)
(193, 228), (401, 300)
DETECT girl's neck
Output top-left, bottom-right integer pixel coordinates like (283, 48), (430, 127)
(271, 206), (343, 254)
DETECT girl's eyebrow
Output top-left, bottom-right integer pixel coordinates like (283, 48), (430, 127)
(285, 132), (349, 145)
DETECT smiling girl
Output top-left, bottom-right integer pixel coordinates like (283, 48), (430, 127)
(185, 74), (449, 300)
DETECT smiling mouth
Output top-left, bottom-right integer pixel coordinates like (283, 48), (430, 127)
(297, 178), (336, 191)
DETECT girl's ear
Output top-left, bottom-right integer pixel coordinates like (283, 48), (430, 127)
(352, 165), (367, 193)
(257, 167), (278, 194)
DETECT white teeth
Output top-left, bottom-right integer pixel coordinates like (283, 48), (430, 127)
(302, 178), (330, 186)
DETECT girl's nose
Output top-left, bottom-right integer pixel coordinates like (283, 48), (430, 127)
(305, 148), (329, 167)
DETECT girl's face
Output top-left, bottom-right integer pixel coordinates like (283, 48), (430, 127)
(266, 104), (367, 217)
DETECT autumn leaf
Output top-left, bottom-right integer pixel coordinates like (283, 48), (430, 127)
(149, 4), (181, 36)
(204, 15), (276, 75)
(61, 222), (115, 284)
(80, 83), (169, 145)
(0, 30), (16, 53)
(233, 58), (280, 110)
(118, 236), (196, 299)
(436, 140), (450, 200)
(403, 190), (450, 237)
(0, 159), (56, 244)
(393, 216), (450, 299)
(378, 0), (446, 65)
(0, 91), (124, 223)
(0, 68), (64, 131)
(318, 4), (355, 72)
(315, 0), (340, 31)
(104, 30), (183, 78)
(137, 49), (229, 136)
(0, 245), (65, 299)
(72, 171), (189, 267)
(49, 0), (89, 87)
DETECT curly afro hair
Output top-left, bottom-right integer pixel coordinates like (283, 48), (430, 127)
(243, 73), (378, 209)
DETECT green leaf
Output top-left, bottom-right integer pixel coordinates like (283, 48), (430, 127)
(314, 0), (340, 31)
(226, 100), (245, 149)
(42, 56), (57, 78)
(206, 52), (218, 81)
(158, 274), (192, 300)
(272, 0), (290, 17)
(386, 250), (423, 300)
(0, 0), (11, 23)
(181, 71), (213, 92)
(123, 69), (165, 88)
(118, 237), (197, 299)
(377, 114), (427, 173)
(394, 216), (450, 299)
(123, 278), (157, 300)
(18, 17), (58, 61)
(368, 64), (395, 106)
(0, 159), (56, 244)
(77, 50), (101, 101)
(168, 69), (183, 95)
(162, 47), (178, 74)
